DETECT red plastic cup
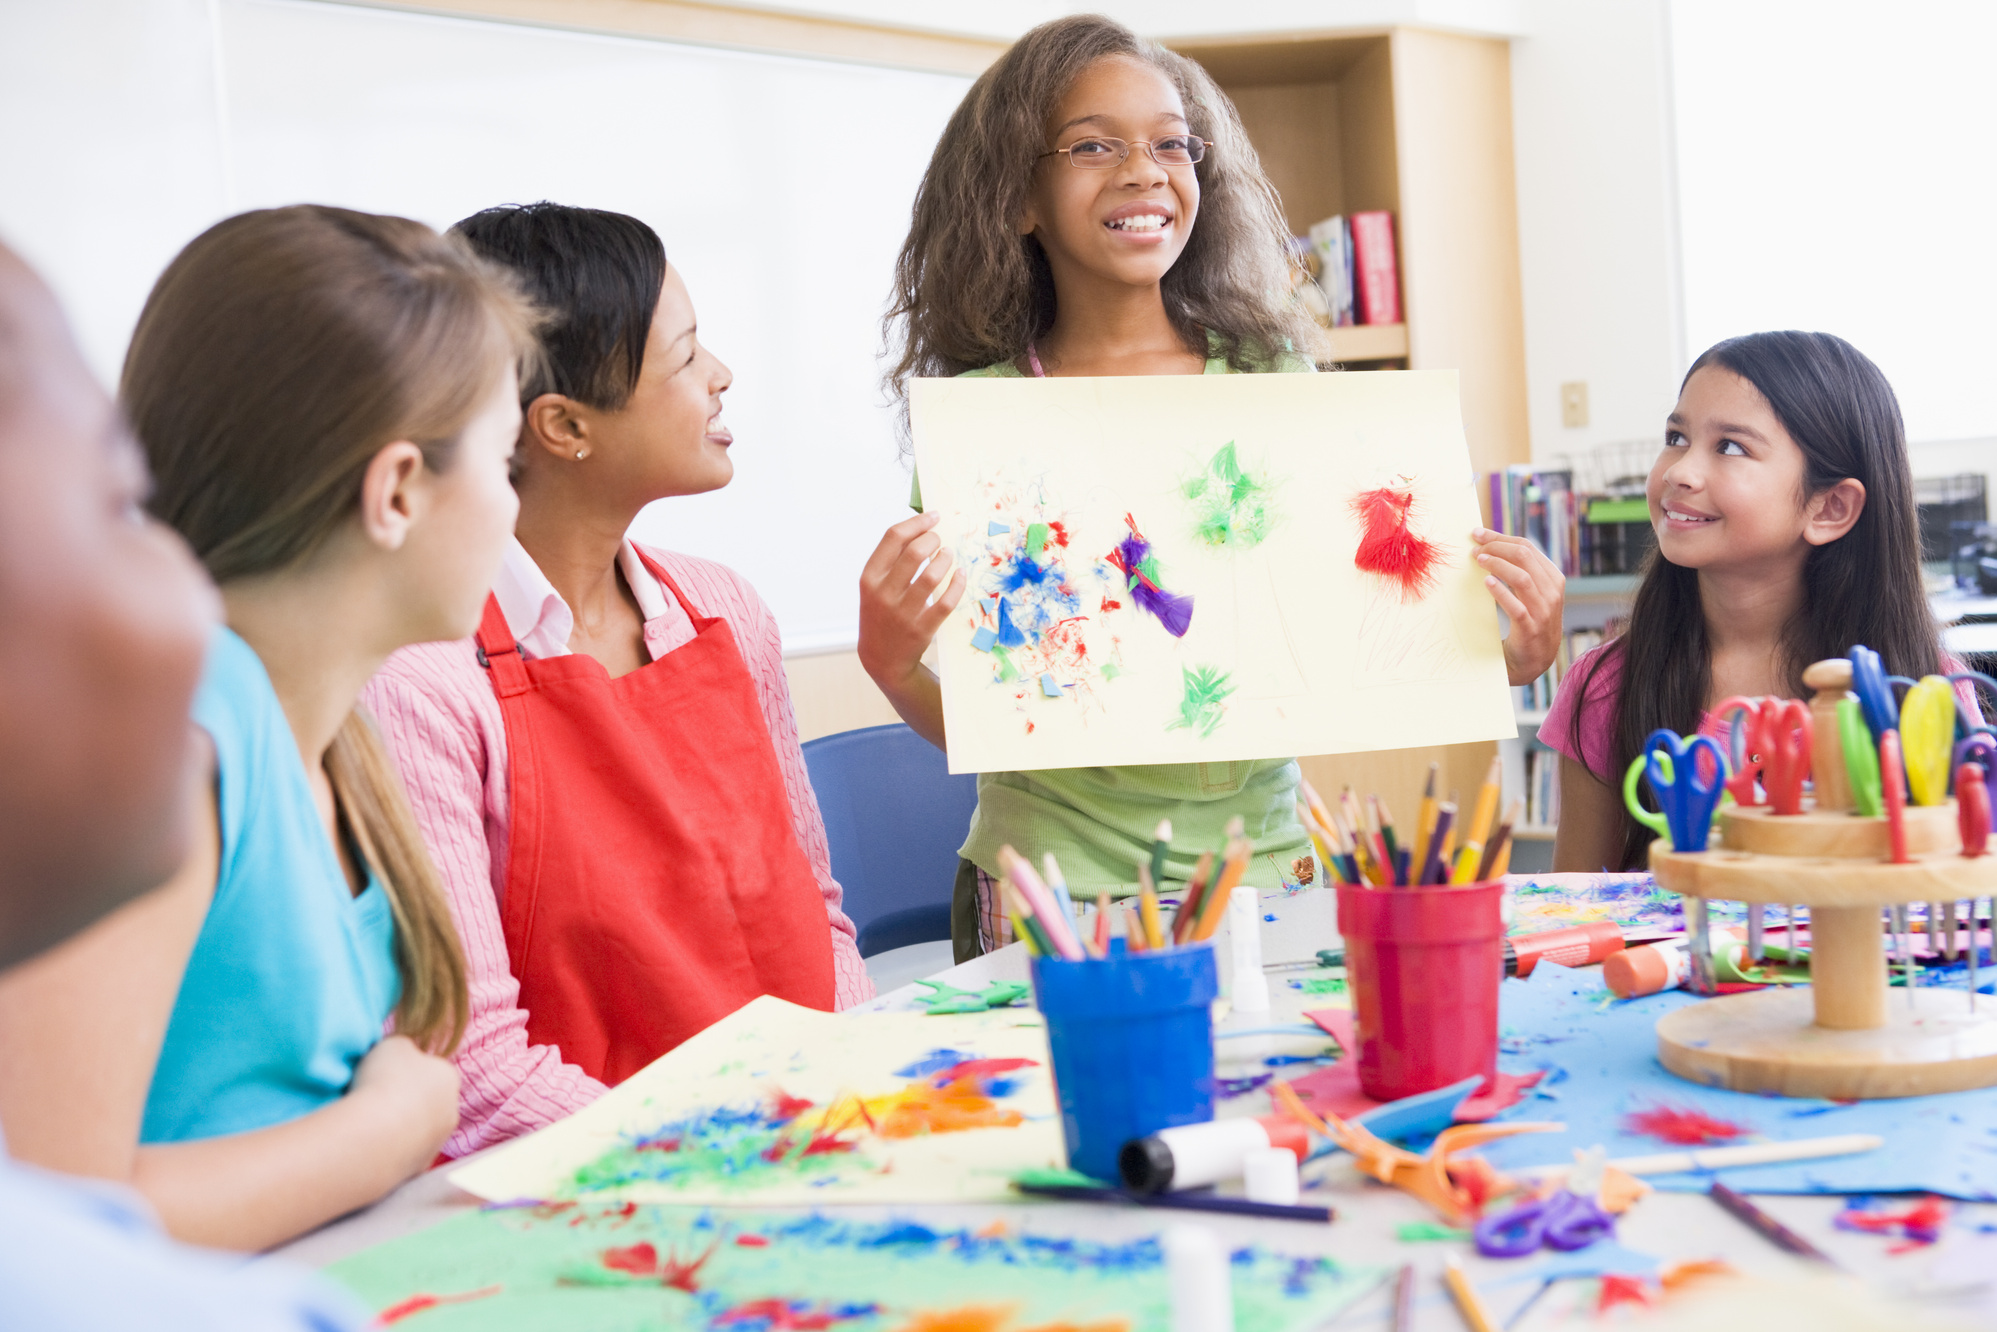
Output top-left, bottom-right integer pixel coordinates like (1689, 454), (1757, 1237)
(1335, 881), (1504, 1102)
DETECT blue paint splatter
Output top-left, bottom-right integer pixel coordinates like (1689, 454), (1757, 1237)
(893, 1049), (981, 1079)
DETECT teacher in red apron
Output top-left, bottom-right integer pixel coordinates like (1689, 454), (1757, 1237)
(364, 205), (870, 1159)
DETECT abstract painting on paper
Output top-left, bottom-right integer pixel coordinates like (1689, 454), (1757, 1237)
(911, 371), (1515, 773)
(329, 1205), (1386, 1332)
(450, 996), (1063, 1207)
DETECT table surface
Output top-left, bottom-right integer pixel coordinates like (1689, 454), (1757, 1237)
(274, 886), (1997, 1328)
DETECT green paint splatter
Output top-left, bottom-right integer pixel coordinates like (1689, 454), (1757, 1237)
(1168, 664), (1235, 738)
(991, 645), (1018, 682)
(1295, 976), (1347, 996)
(1024, 522), (1050, 559)
(1397, 1222), (1473, 1242)
(1182, 441), (1276, 548)
(568, 1102), (856, 1197)
(1100, 662), (1122, 680)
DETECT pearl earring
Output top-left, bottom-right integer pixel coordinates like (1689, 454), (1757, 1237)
(574, 450), (586, 460)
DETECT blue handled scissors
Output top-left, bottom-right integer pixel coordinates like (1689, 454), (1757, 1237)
(1473, 1188), (1615, 1258)
(1850, 644), (1916, 742)
(1643, 729), (1727, 852)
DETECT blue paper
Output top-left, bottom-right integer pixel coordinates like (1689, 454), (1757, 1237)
(988, 521), (1010, 535)
(1039, 673), (1062, 698)
(971, 626), (998, 652)
(1478, 965), (1997, 1200)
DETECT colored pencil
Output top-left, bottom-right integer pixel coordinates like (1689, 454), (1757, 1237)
(1416, 762), (1440, 867)
(1148, 818), (1172, 886)
(1121, 903), (1148, 952)
(1475, 800), (1522, 882)
(1042, 853), (1077, 929)
(1709, 1182), (1837, 1266)
(1514, 1133), (1882, 1180)
(1443, 1257), (1498, 1332)
(1192, 827), (1248, 942)
(1092, 892), (1112, 957)
(1377, 795), (1405, 887)
(1137, 866), (1167, 948)
(1013, 1180), (1336, 1223)
(1171, 851), (1215, 944)
(1440, 790), (1460, 867)
(1391, 1263), (1415, 1332)
(1000, 878), (1056, 958)
(1000, 847), (1082, 959)
(1486, 835), (1513, 879)
(1420, 803), (1457, 885)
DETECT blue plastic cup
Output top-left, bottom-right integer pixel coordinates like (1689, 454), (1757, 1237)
(1030, 943), (1219, 1181)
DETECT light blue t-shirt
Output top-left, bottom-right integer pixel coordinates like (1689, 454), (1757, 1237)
(0, 1130), (364, 1329)
(142, 626), (402, 1144)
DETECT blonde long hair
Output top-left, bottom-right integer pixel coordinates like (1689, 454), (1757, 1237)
(123, 205), (540, 1054)
(885, 14), (1326, 438)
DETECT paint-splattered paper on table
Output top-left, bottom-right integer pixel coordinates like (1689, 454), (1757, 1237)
(451, 997), (1063, 1206)
(328, 1206), (1386, 1332)
(910, 372), (1515, 773)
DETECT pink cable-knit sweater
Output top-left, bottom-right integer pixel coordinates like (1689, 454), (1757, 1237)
(363, 539), (871, 1159)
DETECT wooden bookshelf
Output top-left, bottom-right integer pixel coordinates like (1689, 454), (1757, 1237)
(1167, 26), (1530, 479)
(1170, 25), (1531, 833)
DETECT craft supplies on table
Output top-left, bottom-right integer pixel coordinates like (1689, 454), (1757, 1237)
(1336, 879), (1505, 1101)
(1634, 652), (1997, 1099)
(1032, 941), (1219, 1183)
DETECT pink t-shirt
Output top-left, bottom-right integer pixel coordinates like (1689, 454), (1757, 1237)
(1541, 639), (1986, 783)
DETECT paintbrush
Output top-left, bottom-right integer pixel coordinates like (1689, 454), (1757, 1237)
(1013, 1179), (1335, 1223)
(1171, 850), (1215, 944)
(1709, 1182), (1838, 1266)
(1475, 800), (1522, 882)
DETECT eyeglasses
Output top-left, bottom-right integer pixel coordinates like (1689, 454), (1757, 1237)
(1037, 134), (1209, 169)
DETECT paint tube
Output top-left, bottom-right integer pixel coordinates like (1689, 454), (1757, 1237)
(1505, 920), (1627, 977)
(1119, 1114), (1315, 1194)
(1604, 928), (1745, 998)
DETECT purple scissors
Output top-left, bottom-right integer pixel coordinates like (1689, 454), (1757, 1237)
(1473, 1189), (1615, 1259)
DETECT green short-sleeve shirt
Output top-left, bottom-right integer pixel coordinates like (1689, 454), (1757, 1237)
(913, 338), (1315, 893)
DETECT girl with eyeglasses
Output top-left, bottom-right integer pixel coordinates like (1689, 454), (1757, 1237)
(858, 14), (1566, 956)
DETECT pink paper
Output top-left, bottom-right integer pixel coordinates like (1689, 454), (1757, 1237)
(1293, 1008), (1542, 1122)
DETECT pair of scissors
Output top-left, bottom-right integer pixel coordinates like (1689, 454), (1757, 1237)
(1900, 676), (1958, 807)
(1961, 763), (1992, 859)
(1839, 696), (1884, 818)
(1622, 730), (1727, 851)
(1473, 1188), (1615, 1258)
(1712, 696), (1767, 806)
(1849, 645), (1910, 741)
(1880, 730), (1911, 864)
(1754, 698), (1812, 815)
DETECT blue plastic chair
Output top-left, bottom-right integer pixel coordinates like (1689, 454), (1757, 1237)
(801, 723), (978, 957)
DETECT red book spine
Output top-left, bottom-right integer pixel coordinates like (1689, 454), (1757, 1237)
(1349, 210), (1400, 325)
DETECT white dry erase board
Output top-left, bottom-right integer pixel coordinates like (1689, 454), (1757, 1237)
(0, 0), (970, 655)
(911, 371), (1517, 774)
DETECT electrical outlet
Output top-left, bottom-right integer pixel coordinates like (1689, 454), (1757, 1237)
(1560, 381), (1589, 429)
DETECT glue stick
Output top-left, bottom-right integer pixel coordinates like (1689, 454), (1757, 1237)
(1165, 1225), (1234, 1332)
(1504, 920), (1625, 977)
(1120, 1114), (1313, 1194)
(1603, 927), (1743, 999)
(1227, 885), (1270, 1013)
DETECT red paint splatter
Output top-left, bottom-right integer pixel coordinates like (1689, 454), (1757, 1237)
(1047, 521), (1071, 547)
(735, 1234), (770, 1247)
(768, 1088), (815, 1122)
(601, 1242), (658, 1276)
(1100, 597), (1121, 613)
(1622, 1103), (1751, 1146)
(1349, 485), (1443, 600)
(1025, 721), (1036, 734)
(660, 1238), (721, 1293)
(374, 1285), (503, 1325)
(1836, 1196), (1949, 1251)
(801, 1127), (860, 1156)
(933, 1058), (1036, 1086)
(1595, 1275), (1655, 1313)
(636, 1137), (681, 1153)
(713, 1299), (875, 1330)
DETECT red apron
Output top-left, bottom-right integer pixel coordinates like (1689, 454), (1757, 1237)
(476, 550), (835, 1084)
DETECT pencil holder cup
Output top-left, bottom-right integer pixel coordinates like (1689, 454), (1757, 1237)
(1337, 881), (1504, 1102)
(1031, 943), (1218, 1182)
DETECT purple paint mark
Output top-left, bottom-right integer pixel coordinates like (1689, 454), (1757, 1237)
(1104, 514), (1194, 638)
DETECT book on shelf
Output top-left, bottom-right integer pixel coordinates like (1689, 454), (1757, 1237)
(1304, 215), (1355, 327)
(1525, 748), (1560, 830)
(1483, 470), (1657, 578)
(1349, 210), (1400, 326)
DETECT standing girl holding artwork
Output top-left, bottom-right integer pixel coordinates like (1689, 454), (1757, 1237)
(859, 15), (1566, 957)
(1547, 331), (1984, 872)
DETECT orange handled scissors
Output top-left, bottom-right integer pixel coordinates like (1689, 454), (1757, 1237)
(1712, 696), (1766, 807)
(1756, 697), (1812, 816)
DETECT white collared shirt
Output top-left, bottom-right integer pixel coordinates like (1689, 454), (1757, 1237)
(490, 536), (676, 661)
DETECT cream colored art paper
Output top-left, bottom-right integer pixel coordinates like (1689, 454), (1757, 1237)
(911, 370), (1516, 774)
(450, 995), (1063, 1205)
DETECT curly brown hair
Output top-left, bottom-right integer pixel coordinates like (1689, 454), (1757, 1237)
(884, 14), (1327, 443)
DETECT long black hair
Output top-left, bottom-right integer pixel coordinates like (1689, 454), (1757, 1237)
(1586, 330), (1942, 870)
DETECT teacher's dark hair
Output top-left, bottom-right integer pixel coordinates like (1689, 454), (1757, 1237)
(452, 202), (666, 412)
(1587, 330), (1944, 870)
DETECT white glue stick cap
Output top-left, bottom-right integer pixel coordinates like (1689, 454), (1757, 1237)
(1242, 1146), (1301, 1205)
(1164, 1224), (1235, 1332)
